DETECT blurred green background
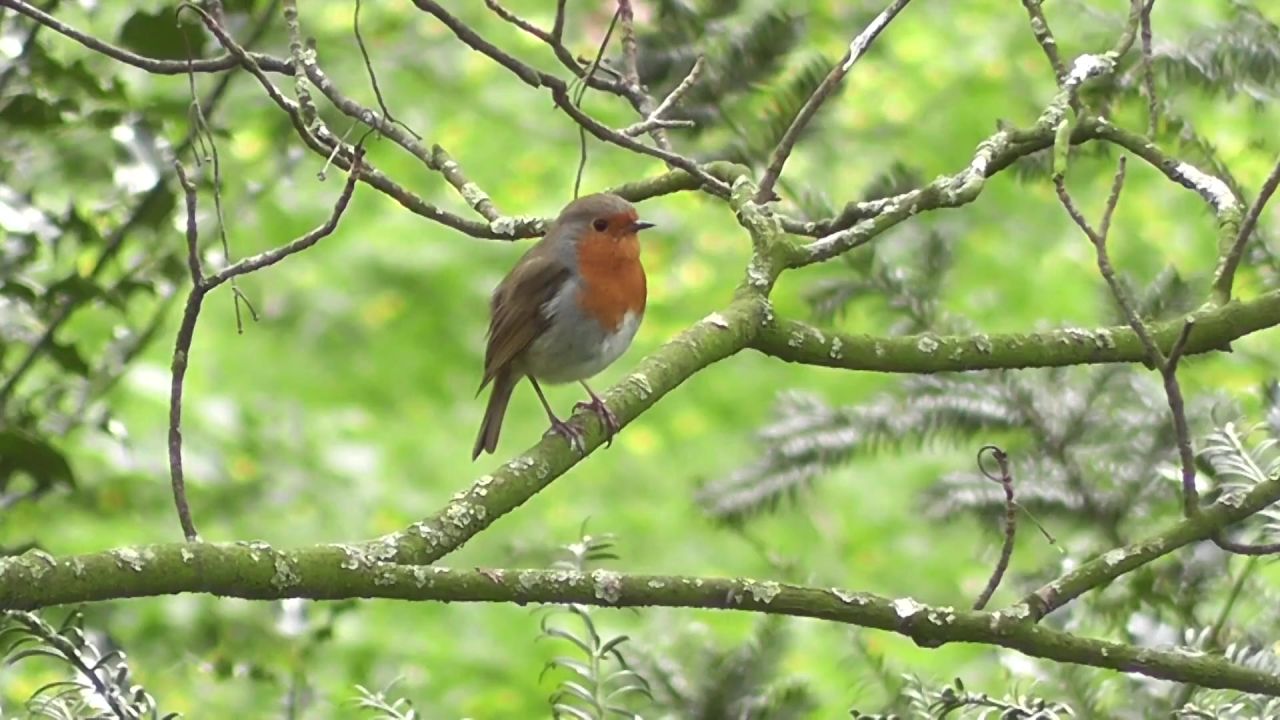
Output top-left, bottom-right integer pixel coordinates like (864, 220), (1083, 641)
(2, 0), (1279, 717)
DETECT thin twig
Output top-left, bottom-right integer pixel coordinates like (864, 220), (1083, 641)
(1140, 0), (1158, 136)
(1211, 534), (1280, 555)
(170, 162), (204, 541)
(1214, 154), (1280, 302)
(621, 56), (703, 137)
(281, 0), (319, 129)
(754, 0), (914, 203)
(1055, 157), (1202, 517)
(1019, 0), (1067, 83)
(483, 0), (638, 104)
(354, 0), (421, 140)
(183, 2), (521, 239)
(973, 446), (1017, 611)
(572, 7), (621, 199)
(617, 0), (640, 90)
(165, 149), (364, 541)
(411, 0), (730, 197)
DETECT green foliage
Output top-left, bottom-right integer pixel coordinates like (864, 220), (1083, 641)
(354, 680), (418, 720)
(0, 610), (177, 719)
(1144, 2), (1280, 101)
(623, 616), (816, 720)
(852, 676), (1072, 719)
(540, 532), (650, 720)
(635, 1), (837, 167)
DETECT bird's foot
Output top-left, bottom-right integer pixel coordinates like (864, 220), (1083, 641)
(574, 395), (620, 447)
(544, 416), (586, 454)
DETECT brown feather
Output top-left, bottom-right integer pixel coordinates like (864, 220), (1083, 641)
(478, 245), (570, 391)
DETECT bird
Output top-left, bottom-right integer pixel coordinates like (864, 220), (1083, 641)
(472, 193), (654, 459)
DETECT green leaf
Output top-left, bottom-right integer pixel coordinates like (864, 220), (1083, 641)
(0, 94), (64, 129)
(46, 275), (104, 307)
(118, 8), (208, 61)
(0, 429), (76, 495)
(48, 339), (90, 377)
(0, 279), (40, 304)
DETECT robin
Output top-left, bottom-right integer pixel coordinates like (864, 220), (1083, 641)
(472, 193), (654, 459)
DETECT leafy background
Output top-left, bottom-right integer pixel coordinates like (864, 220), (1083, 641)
(1, 0), (1279, 717)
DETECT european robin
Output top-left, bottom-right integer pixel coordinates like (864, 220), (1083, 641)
(472, 193), (654, 459)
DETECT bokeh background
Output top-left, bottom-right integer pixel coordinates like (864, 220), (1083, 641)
(2, 0), (1279, 716)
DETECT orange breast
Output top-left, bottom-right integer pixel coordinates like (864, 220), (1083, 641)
(575, 234), (646, 332)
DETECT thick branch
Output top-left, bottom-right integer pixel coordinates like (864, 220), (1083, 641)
(753, 289), (1280, 374)
(1, 551), (1278, 695)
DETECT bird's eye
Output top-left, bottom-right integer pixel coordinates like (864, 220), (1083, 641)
(592, 218), (608, 232)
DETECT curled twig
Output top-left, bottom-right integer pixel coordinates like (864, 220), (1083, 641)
(973, 445), (1016, 611)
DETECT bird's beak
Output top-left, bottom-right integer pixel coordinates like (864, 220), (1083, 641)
(629, 220), (655, 233)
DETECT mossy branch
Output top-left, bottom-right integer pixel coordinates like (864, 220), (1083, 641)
(754, 289), (1280, 374)
(2, 549), (1278, 695)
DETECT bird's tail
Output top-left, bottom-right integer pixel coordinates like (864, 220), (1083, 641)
(472, 368), (517, 459)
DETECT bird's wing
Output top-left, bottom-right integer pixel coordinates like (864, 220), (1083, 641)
(479, 251), (572, 391)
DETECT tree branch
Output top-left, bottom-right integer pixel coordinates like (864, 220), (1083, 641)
(1019, 0), (1067, 84)
(362, 297), (768, 565)
(2, 551), (1279, 695)
(165, 151), (363, 540)
(1213, 153), (1280, 303)
(752, 289), (1280, 374)
(409, 0), (731, 198)
(1019, 468), (1280, 620)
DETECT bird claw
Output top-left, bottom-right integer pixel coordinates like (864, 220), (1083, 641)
(574, 396), (620, 447)
(545, 417), (586, 454)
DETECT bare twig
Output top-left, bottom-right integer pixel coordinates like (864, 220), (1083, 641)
(1110, 0), (1145, 57)
(281, 0), (319, 129)
(1019, 0), (1067, 83)
(754, 0), (915, 203)
(165, 150), (364, 541)
(411, 0), (730, 196)
(621, 56), (703, 137)
(483, 0), (639, 104)
(170, 163), (204, 541)
(617, 0), (641, 90)
(0, 0), (292, 75)
(1211, 534), (1280, 555)
(973, 446), (1017, 611)
(1140, 0), (1158, 136)
(354, 0), (421, 140)
(1214, 153), (1280, 302)
(1055, 157), (1202, 517)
